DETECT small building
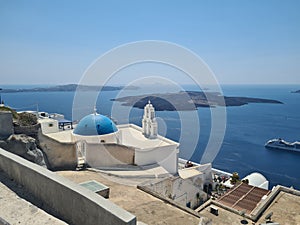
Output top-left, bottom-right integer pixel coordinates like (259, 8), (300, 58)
(141, 163), (213, 209)
(71, 102), (179, 174)
(39, 118), (59, 134)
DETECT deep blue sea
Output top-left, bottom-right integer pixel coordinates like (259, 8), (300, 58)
(1, 84), (300, 189)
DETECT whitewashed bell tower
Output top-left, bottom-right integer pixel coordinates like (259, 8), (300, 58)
(142, 100), (158, 139)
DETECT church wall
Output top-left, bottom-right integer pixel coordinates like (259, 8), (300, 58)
(72, 132), (118, 144)
(86, 143), (135, 167)
(134, 145), (178, 174)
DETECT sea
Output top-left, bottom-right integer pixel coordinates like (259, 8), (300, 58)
(1, 84), (300, 189)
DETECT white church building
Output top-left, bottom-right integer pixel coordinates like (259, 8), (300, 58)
(39, 101), (179, 174)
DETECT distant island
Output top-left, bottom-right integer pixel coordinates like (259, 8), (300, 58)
(291, 90), (300, 93)
(0, 84), (138, 93)
(112, 91), (283, 111)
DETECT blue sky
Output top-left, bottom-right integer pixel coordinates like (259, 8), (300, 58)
(0, 0), (299, 85)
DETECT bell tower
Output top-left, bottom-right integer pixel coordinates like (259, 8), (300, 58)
(142, 100), (158, 139)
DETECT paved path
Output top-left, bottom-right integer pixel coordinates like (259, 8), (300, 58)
(0, 171), (66, 225)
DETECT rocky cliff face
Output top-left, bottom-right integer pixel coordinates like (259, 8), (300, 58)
(0, 134), (46, 167)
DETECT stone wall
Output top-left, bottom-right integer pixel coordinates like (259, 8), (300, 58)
(38, 130), (77, 170)
(0, 111), (13, 139)
(0, 148), (136, 225)
(14, 123), (40, 140)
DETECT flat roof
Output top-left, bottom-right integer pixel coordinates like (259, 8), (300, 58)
(44, 123), (178, 148)
(199, 203), (248, 225)
(57, 170), (200, 225)
(200, 187), (300, 224)
(38, 117), (58, 123)
(257, 191), (300, 224)
(118, 124), (178, 150)
(178, 167), (202, 179)
(45, 129), (73, 143)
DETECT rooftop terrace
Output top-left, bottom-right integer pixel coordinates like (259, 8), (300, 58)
(56, 170), (200, 225)
(118, 124), (178, 149)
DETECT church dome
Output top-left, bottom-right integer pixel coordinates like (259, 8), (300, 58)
(74, 113), (117, 136)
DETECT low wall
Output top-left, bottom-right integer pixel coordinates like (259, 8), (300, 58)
(0, 148), (136, 225)
(38, 130), (77, 170)
(14, 123), (40, 140)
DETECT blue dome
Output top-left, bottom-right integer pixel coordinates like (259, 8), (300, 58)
(74, 114), (117, 136)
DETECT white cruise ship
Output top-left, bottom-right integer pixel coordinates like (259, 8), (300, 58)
(265, 138), (300, 152)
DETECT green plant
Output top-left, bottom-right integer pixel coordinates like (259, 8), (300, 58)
(230, 172), (240, 185)
(17, 112), (38, 126)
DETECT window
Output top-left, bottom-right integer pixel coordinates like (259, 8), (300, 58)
(49, 123), (53, 127)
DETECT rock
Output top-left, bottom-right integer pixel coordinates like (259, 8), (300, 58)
(4, 134), (46, 167)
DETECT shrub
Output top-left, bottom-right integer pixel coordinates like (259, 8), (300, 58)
(230, 172), (240, 185)
(17, 112), (38, 126)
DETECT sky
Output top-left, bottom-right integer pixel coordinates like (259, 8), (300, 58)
(0, 0), (299, 85)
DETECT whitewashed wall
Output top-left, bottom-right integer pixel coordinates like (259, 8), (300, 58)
(134, 145), (179, 174)
(39, 119), (59, 134)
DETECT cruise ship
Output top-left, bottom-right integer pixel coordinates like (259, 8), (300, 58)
(265, 138), (300, 152)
